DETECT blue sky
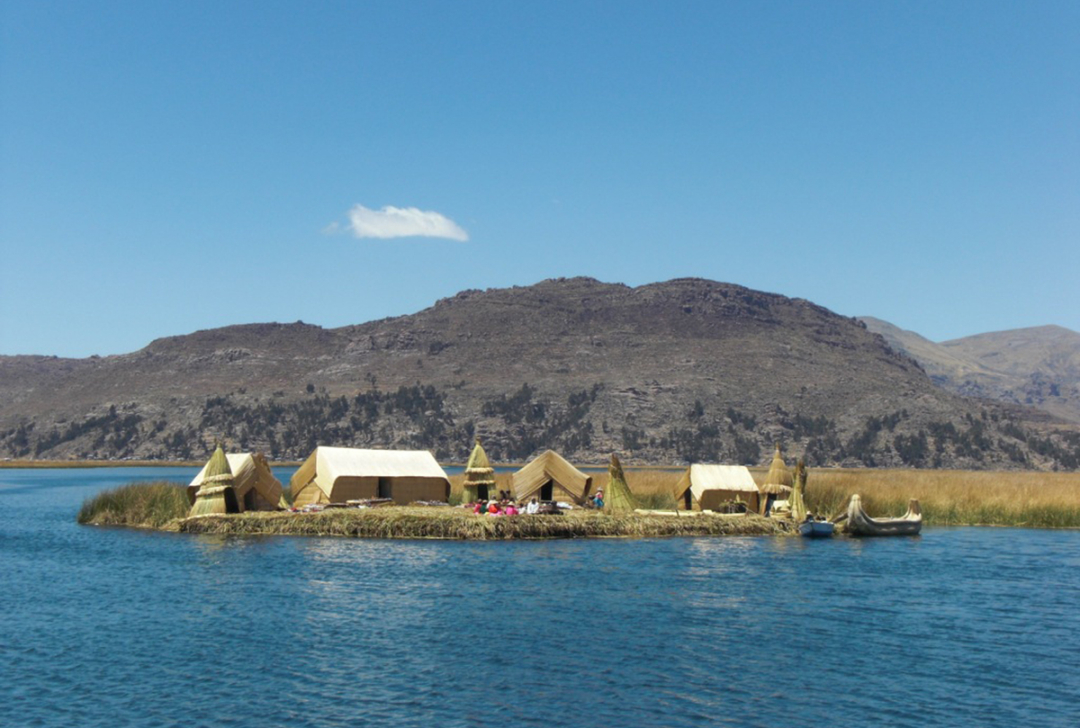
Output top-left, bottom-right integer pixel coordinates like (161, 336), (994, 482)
(2, 1), (1077, 357)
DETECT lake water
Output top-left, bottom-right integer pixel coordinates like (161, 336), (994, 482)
(2, 467), (1078, 728)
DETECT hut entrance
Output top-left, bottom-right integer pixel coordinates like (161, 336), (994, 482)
(378, 477), (392, 499)
(540, 480), (554, 501)
(477, 484), (491, 501)
(684, 489), (693, 510)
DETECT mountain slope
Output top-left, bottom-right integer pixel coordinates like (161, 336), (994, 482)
(2, 278), (1077, 469)
(860, 318), (1080, 425)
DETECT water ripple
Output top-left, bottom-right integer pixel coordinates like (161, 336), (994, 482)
(2, 471), (1080, 727)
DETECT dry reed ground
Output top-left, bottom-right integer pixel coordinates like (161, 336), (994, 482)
(176, 507), (784, 539)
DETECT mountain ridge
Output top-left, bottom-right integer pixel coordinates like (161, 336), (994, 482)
(2, 278), (1077, 469)
(860, 317), (1080, 426)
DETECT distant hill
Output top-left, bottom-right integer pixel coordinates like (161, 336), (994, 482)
(860, 318), (1080, 426)
(2, 278), (1077, 469)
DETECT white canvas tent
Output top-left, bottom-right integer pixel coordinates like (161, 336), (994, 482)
(674, 464), (760, 512)
(188, 451), (283, 512)
(289, 447), (450, 507)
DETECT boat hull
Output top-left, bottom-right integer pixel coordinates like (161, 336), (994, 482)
(799, 521), (835, 538)
(846, 495), (922, 537)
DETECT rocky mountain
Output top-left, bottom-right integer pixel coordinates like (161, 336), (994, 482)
(2, 278), (1078, 469)
(860, 318), (1080, 426)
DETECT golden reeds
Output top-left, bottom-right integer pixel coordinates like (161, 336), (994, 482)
(462, 437), (496, 503)
(176, 506), (785, 539)
(605, 453), (637, 513)
(77, 481), (190, 529)
(188, 445), (239, 516)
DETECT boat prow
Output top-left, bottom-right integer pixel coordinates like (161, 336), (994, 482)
(845, 494), (922, 537)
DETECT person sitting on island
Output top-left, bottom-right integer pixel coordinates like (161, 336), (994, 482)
(526, 497), (540, 515)
(592, 489), (605, 510)
(486, 501), (501, 516)
(504, 502), (519, 516)
(473, 500), (487, 515)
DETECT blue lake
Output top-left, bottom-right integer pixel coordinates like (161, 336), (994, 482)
(2, 467), (1079, 727)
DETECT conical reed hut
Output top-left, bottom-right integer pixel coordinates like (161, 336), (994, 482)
(189, 444), (240, 517)
(604, 453), (636, 513)
(759, 443), (794, 515)
(463, 437), (496, 503)
(187, 451), (284, 511)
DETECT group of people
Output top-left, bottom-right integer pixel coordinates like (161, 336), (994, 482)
(469, 488), (605, 515)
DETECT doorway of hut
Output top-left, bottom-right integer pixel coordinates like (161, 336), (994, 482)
(540, 480), (553, 501)
(477, 484), (491, 501)
(684, 490), (693, 510)
(378, 477), (392, 500)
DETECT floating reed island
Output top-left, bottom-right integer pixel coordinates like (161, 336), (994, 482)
(77, 441), (1080, 537)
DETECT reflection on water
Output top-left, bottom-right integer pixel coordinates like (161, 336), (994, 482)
(1, 468), (1079, 728)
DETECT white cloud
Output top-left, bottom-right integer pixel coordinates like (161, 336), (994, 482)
(338, 204), (469, 241)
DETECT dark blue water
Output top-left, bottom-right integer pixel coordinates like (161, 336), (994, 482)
(2, 468), (1078, 728)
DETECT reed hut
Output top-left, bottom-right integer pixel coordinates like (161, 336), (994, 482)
(605, 452), (636, 513)
(188, 451), (284, 512)
(674, 464), (760, 512)
(289, 447), (451, 507)
(462, 437), (496, 503)
(511, 450), (592, 505)
(189, 444), (240, 517)
(759, 443), (794, 515)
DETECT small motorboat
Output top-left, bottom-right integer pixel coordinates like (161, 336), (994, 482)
(844, 494), (922, 537)
(798, 518), (835, 538)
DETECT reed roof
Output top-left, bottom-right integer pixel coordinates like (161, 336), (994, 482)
(188, 451), (283, 507)
(189, 444), (239, 516)
(761, 443), (794, 494)
(604, 452), (636, 513)
(511, 450), (592, 503)
(464, 437), (496, 486)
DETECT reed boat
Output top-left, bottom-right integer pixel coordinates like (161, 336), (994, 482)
(845, 494), (922, 537)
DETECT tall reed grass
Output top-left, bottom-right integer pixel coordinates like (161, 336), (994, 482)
(77, 481), (190, 529)
(801, 469), (1080, 528)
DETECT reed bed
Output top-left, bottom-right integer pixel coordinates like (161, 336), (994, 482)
(802, 469), (1080, 528)
(77, 480), (190, 529)
(176, 506), (785, 539)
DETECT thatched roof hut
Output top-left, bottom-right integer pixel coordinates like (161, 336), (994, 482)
(189, 445), (240, 517)
(604, 453), (636, 513)
(290, 447), (451, 507)
(759, 443), (793, 515)
(674, 464), (760, 512)
(761, 443), (794, 494)
(188, 451), (283, 511)
(462, 437), (496, 503)
(511, 450), (592, 505)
